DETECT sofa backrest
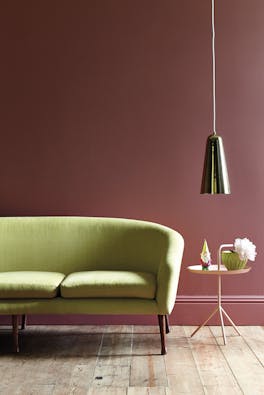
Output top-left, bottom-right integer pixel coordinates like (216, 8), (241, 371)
(0, 217), (177, 275)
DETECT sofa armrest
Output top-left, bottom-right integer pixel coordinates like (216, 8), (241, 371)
(156, 230), (184, 314)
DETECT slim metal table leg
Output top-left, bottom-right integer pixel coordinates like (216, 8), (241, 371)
(191, 306), (219, 337)
(221, 307), (241, 336)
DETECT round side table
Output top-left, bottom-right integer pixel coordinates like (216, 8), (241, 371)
(187, 264), (251, 345)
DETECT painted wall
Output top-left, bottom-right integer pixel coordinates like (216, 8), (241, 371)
(1, 0), (263, 324)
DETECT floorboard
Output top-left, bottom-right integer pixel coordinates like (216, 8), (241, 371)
(0, 325), (263, 394)
(210, 326), (264, 395)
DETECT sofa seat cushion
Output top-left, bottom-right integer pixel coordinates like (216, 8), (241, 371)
(60, 271), (156, 299)
(0, 271), (65, 299)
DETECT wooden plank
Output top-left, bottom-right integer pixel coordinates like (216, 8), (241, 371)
(130, 355), (167, 387)
(91, 365), (130, 387)
(132, 332), (161, 355)
(210, 326), (264, 395)
(239, 326), (264, 366)
(133, 325), (159, 334)
(130, 330), (167, 387)
(90, 325), (132, 387)
(4, 384), (55, 395)
(16, 326), (102, 357)
(127, 387), (169, 394)
(51, 331), (102, 392)
(47, 332), (101, 391)
(0, 325), (264, 394)
(53, 384), (73, 395)
(185, 326), (242, 395)
(98, 325), (133, 366)
(3, 328), (102, 395)
(0, 356), (24, 384)
(87, 388), (126, 395)
(100, 324), (133, 367)
(165, 326), (199, 374)
(69, 362), (98, 393)
(165, 326), (204, 394)
(105, 325), (133, 334)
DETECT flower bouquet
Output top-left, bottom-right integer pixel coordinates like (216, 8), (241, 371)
(221, 238), (257, 270)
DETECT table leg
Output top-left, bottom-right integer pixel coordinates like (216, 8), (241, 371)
(219, 306), (227, 345)
(191, 306), (219, 337)
(191, 272), (242, 345)
(221, 307), (241, 336)
(218, 274), (227, 345)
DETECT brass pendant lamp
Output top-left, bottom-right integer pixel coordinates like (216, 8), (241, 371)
(201, 0), (230, 194)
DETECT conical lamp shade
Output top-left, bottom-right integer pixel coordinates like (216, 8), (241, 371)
(201, 134), (230, 194)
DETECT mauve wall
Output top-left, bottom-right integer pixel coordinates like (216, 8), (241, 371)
(1, 0), (263, 324)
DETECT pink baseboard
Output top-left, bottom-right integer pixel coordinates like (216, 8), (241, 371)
(0, 295), (263, 326)
(173, 295), (264, 325)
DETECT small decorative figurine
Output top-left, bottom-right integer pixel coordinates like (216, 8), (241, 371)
(200, 239), (211, 270)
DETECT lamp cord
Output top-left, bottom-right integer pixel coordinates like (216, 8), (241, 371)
(212, 0), (216, 135)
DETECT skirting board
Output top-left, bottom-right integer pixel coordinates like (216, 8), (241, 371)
(0, 295), (263, 326)
(173, 295), (264, 325)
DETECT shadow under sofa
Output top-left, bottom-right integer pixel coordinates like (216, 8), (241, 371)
(0, 216), (184, 354)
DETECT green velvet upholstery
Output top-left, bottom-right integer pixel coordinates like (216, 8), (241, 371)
(0, 217), (184, 316)
(0, 271), (65, 299)
(61, 271), (156, 299)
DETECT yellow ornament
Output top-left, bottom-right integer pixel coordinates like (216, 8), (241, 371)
(200, 239), (211, 269)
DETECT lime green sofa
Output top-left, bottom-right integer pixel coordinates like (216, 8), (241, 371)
(0, 217), (184, 354)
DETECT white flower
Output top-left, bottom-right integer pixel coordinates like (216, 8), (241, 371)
(234, 238), (257, 261)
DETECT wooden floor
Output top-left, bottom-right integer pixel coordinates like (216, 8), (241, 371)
(0, 325), (263, 394)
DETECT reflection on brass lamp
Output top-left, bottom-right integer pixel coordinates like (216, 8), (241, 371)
(201, 0), (230, 194)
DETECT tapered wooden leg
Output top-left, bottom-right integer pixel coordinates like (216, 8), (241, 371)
(12, 315), (19, 353)
(165, 315), (170, 334)
(158, 315), (167, 355)
(21, 314), (27, 330)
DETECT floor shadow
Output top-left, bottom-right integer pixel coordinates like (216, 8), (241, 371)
(0, 330), (162, 358)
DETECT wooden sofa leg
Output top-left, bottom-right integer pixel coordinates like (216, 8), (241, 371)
(21, 314), (27, 330)
(158, 315), (167, 355)
(165, 315), (170, 334)
(12, 315), (19, 353)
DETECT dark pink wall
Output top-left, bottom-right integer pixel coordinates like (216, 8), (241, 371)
(1, 1), (263, 323)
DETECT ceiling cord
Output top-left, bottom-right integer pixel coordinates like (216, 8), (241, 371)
(212, 0), (217, 135)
